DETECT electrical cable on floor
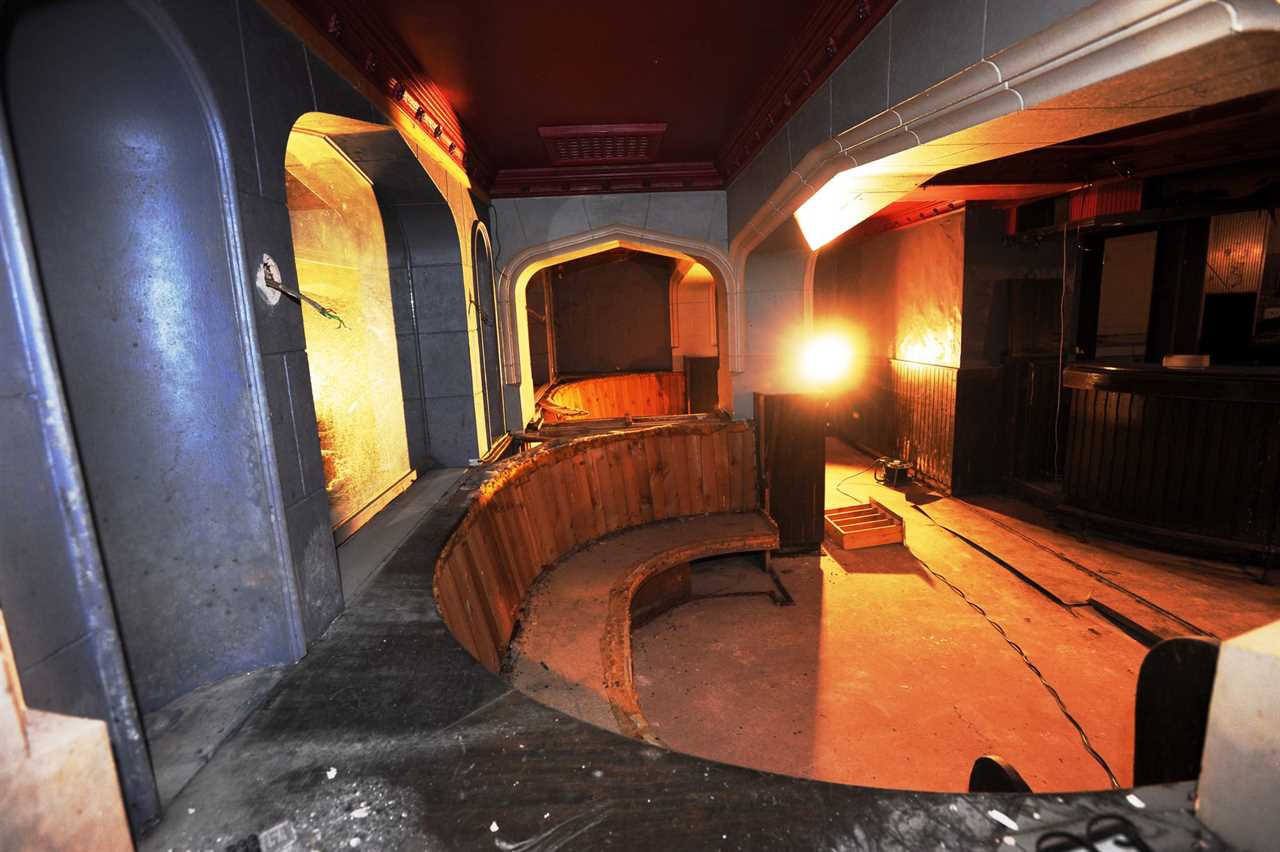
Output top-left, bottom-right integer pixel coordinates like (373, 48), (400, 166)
(939, 502), (1212, 639)
(909, 520), (1122, 790)
(833, 454), (1119, 786)
(833, 461), (880, 505)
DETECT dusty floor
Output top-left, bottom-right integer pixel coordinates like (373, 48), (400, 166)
(622, 440), (1280, 793)
(338, 467), (466, 599)
(145, 468), (465, 808)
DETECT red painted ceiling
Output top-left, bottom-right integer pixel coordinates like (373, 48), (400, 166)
(362, 0), (824, 171)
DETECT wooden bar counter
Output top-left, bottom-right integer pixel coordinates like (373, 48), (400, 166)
(1061, 363), (1280, 559)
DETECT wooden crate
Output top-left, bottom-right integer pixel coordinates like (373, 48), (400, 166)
(823, 499), (904, 550)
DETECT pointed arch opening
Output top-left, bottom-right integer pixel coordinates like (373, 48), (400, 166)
(497, 227), (740, 426)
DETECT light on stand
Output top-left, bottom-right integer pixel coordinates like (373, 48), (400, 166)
(800, 333), (854, 389)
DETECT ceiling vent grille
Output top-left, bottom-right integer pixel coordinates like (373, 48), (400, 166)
(539, 123), (667, 165)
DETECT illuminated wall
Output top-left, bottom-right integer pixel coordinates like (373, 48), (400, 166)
(671, 262), (719, 368)
(285, 130), (410, 533)
(815, 212), (964, 369)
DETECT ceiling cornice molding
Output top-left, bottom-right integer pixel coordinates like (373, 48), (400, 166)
(489, 162), (722, 199)
(271, 0), (895, 197)
(716, 0), (896, 180)
(276, 0), (495, 188)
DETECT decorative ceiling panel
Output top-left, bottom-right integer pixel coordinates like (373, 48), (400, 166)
(539, 124), (667, 166)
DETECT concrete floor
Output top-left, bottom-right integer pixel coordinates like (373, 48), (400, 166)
(138, 457), (1230, 852)
(143, 665), (285, 807)
(144, 467), (465, 808)
(338, 467), (467, 600)
(623, 440), (1280, 793)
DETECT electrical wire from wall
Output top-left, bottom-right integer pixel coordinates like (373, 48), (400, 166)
(909, 504), (1122, 790)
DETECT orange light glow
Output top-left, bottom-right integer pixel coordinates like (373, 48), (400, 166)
(793, 165), (930, 250)
(896, 333), (954, 366)
(800, 332), (854, 388)
(286, 129), (411, 532)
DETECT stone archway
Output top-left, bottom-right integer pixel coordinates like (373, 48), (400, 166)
(497, 225), (742, 425)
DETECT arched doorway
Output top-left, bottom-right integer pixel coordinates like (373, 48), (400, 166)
(497, 227), (738, 426)
(284, 117), (413, 542)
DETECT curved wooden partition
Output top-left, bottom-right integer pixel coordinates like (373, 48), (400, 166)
(539, 371), (686, 423)
(434, 420), (758, 671)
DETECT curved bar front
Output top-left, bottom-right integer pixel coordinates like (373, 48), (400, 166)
(1062, 363), (1280, 558)
(538, 371), (687, 423)
(434, 419), (757, 670)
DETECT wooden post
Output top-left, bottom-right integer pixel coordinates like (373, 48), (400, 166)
(0, 610), (133, 850)
(754, 393), (827, 552)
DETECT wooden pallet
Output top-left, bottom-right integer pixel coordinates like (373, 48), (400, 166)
(823, 499), (904, 550)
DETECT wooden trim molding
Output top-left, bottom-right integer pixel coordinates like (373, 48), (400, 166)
(267, 0), (495, 187)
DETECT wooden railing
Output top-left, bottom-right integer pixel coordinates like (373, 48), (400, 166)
(539, 371), (686, 423)
(433, 420), (759, 670)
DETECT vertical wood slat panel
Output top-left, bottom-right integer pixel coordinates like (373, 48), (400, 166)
(1150, 395), (1173, 527)
(662, 433), (685, 517)
(1259, 408), (1280, 542)
(848, 363), (918, 484)
(728, 428), (746, 512)
(594, 445), (623, 532)
(713, 430), (732, 512)
(1063, 383), (1280, 548)
(1202, 399), (1229, 536)
(1169, 397), (1191, 526)
(1246, 405), (1266, 539)
(1131, 394), (1152, 516)
(873, 359), (958, 490)
(541, 371), (688, 423)
(433, 421), (763, 672)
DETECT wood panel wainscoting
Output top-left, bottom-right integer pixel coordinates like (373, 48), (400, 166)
(835, 359), (1003, 494)
(1062, 364), (1280, 559)
(433, 420), (761, 670)
(538, 371), (687, 423)
(1004, 355), (1067, 483)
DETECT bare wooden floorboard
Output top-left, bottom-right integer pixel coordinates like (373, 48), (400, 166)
(959, 495), (1280, 641)
(920, 499), (1100, 607)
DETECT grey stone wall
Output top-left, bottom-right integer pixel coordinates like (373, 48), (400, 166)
(157, 0), (401, 645)
(490, 191), (728, 272)
(726, 0), (1096, 243)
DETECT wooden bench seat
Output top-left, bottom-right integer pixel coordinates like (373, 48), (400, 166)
(434, 419), (775, 738)
(434, 420), (761, 672)
(507, 511), (777, 741)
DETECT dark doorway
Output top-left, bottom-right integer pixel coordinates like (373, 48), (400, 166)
(549, 248), (674, 374)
